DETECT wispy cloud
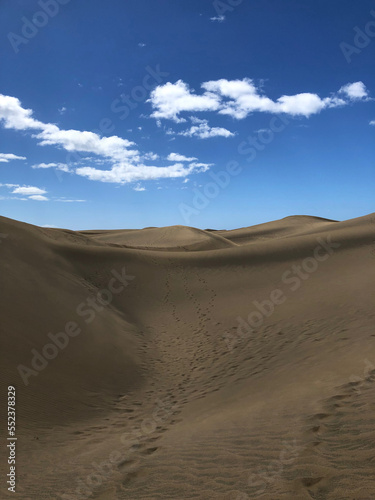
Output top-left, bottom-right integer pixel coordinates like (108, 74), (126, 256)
(5, 184), (49, 201)
(55, 198), (86, 202)
(75, 162), (209, 184)
(32, 162), (70, 172)
(0, 153), (26, 163)
(29, 194), (48, 201)
(167, 152), (198, 162)
(143, 152), (159, 161)
(0, 183), (85, 202)
(210, 15), (225, 22)
(178, 118), (235, 139)
(12, 186), (46, 196)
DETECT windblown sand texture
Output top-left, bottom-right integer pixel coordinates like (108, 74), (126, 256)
(1, 213), (375, 499)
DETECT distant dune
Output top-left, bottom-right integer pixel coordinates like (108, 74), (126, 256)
(1, 213), (375, 499)
(81, 225), (237, 251)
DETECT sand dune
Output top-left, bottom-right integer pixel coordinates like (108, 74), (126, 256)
(214, 215), (336, 244)
(1, 213), (375, 499)
(80, 225), (237, 251)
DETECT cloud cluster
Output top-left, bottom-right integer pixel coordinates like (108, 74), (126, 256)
(148, 78), (369, 122)
(32, 162), (70, 172)
(0, 80), (370, 187)
(0, 93), (211, 185)
(0, 183), (48, 201)
(178, 117), (235, 139)
(0, 183), (85, 202)
(0, 94), (138, 160)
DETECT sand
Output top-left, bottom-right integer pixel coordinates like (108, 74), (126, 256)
(1, 213), (375, 499)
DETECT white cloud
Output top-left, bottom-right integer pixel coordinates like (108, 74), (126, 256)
(0, 153), (26, 163)
(275, 93), (330, 116)
(339, 82), (369, 100)
(0, 94), (45, 130)
(370, 120), (375, 126)
(205, 78), (346, 118)
(190, 116), (206, 124)
(147, 80), (221, 122)
(0, 93), (211, 185)
(12, 186), (46, 196)
(167, 152), (197, 162)
(143, 152), (159, 161)
(210, 15), (225, 22)
(133, 184), (146, 191)
(32, 162), (70, 172)
(138, 43), (146, 47)
(55, 198), (86, 202)
(2, 184), (49, 201)
(178, 118), (235, 139)
(0, 94), (138, 161)
(29, 195), (49, 201)
(1, 183), (86, 202)
(58, 106), (67, 115)
(76, 161), (210, 184)
(35, 126), (138, 161)
(202, 78), (257, 99)
(148, 79), (370, 121)
(189, 162), (212, 169)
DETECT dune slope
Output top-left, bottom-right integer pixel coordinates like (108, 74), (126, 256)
(1, 214), (375, 499)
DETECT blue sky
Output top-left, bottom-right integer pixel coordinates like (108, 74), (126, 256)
(0, 0), (374, 229)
